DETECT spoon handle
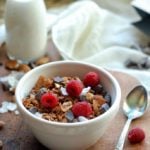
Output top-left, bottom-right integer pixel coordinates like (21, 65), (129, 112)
(115, 118), (132, 150)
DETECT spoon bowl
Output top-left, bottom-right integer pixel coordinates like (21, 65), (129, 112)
(116, 85), (148, 150)
(123, 85), (148, 119)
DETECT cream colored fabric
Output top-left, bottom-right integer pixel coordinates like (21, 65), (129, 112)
(51, 0), (150, 90)
(92, 0), (140, 21)
(52, 1), (148, 59)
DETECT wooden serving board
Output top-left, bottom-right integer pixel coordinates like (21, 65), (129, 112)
(88, 71), (150, 150)
(0, 44), (150, 150)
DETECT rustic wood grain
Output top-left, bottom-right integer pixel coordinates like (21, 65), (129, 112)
(0, 42), (150, 150)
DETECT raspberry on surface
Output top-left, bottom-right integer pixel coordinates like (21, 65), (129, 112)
(72, 101), (93, 117)
(83, 72), (100, 87)
(40, 92), (58, 109)
(128, 127), (145, 144)
(66, 80), (83, 97)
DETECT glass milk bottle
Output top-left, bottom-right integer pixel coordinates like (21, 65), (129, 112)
(4, 0), (47, 62)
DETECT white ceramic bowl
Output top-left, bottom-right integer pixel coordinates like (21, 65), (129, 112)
(15, 61), (121, 150)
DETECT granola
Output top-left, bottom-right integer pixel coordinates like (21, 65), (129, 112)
(23, 73), (112, 123)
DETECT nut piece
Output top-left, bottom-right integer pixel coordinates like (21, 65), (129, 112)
(60, 101), (73, 112)
(18, 64), (31, 73)
(5, 60), (19, 70)
(0, 121), (5, 130)
(94, 95), (106, 105)
(35, 56), (50, 66)
(34, 75), (53, 90)
(93, 100), (100, 114)
(86, 92), (94, 102)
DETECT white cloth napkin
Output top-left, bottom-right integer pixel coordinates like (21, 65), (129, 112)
(50, 0), (150, 90)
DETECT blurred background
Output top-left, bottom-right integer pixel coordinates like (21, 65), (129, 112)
(0, 0), (74, 18)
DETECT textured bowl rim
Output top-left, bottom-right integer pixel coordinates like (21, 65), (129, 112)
(15, 60), (121, 127)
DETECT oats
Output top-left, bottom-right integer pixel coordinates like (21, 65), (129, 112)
(30, 94), (35, 99)
(52, 88), (59, 94)
(92, 100), (99, 113)
(52, 105), (61, 113)
(57, 113), (65, 121)
(94, 95), (106, 106)
(86, 92), (94, 102)
(62, 118), (67, 123)
(34, 75), (53, 90)
(23, 99), (34, 109)
(60, 101), (72, 112)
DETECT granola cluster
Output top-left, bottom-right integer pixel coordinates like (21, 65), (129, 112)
(5, 56), (50, 73)
(23, 73), (111, 123)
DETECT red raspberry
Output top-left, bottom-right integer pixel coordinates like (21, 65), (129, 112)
(83, 72), (100, 87)
(66, 80), (83, 97)
(72, 101), (93, 117)
(40, 93), (58, 109)
(128, 127), (145, 144)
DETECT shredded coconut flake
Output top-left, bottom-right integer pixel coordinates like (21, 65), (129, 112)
(0, 101), (17, 113)
(35, 112), (42, 118)
(60, 87), (68, 96)
(14, 110), (20, 115)
(80, 86), (91, 96)
(78, 116), (88, 122)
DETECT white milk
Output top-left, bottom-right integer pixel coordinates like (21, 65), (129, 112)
(5, 0), (47, 62)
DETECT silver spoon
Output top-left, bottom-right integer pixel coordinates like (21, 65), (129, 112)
(115, 85), (148, 150)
